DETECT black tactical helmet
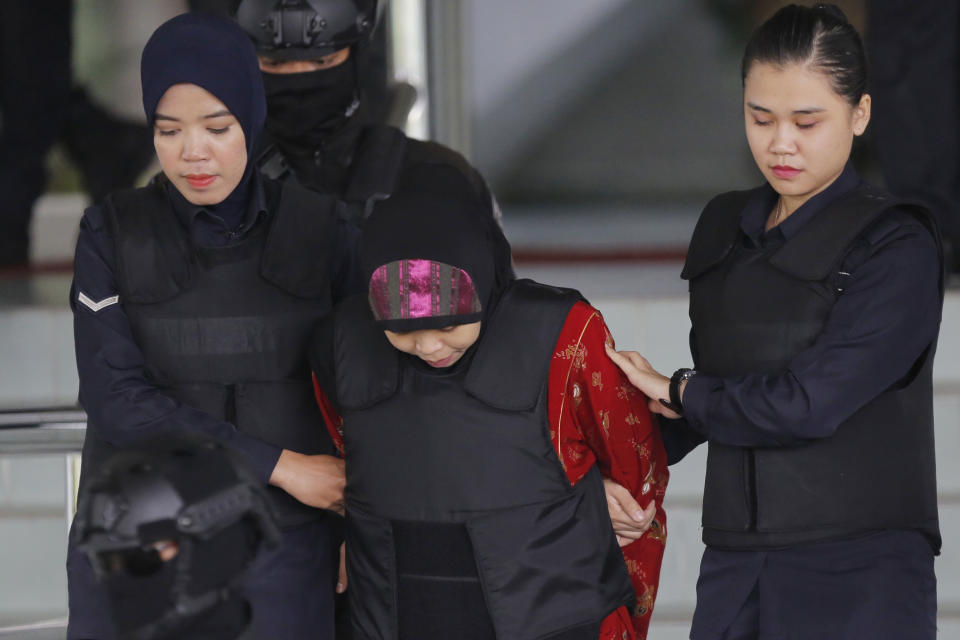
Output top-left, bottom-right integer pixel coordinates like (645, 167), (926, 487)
(75, 434), (280, 639)
(236, 0), (380, 60)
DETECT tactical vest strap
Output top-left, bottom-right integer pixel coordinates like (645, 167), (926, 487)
(106, 178), (341, 302)
(342, 125), (408, 220)
(464, 280), (584, 411)
(259, 178), (340, 298)
(681, 190), (753, 281)
(104, 181), (195, 303)
(333, 294), (401, 411)
(769, 186), (913, 280)
(256, 144), (290, 181)
(254, 125), (407, 214)
(682, 185), (925, 284)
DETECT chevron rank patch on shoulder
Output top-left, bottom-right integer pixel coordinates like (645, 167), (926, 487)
(78, 291), (120, 312)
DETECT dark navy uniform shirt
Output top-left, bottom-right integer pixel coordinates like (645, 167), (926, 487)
(70, 173), (362, 482)
(666, 164), (941, 456)
(663, 165), (943, 635)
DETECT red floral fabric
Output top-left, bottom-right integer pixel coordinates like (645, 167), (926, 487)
(550, 302), (668, 639)
(312, 301), (668, 639)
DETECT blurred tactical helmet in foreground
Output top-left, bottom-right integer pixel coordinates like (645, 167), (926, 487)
(75, 434), (280, 640)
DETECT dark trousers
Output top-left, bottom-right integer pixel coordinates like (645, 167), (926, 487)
(67, 519), (338, 640)
(690, 531), (937, 640)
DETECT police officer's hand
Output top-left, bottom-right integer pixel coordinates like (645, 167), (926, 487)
(269, 450), (345, 514)
(604, 478), (657, 546)
(604, 345), (681, 420)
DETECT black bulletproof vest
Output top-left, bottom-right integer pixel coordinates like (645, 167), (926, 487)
(682, 184), (942, 551)
(332, 280), (635, 640)
(259, 124), (407, 226)
(83, 178), (340, 527)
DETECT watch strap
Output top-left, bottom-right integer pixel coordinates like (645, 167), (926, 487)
(669, 368), (695, 414)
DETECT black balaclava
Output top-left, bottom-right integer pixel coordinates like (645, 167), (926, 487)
(361, 164), (515, 335)
(262, 55), (360, 155)
(140, 12), (266, 229)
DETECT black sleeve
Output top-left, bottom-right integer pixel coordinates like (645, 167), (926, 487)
(657, 416), (707, 465)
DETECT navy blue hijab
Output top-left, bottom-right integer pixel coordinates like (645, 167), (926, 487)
(141, 13), (266, 224)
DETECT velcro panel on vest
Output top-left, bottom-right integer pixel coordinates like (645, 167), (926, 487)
(104, 182), (195, 303)
(393, 521), (498, 638)
(681, 189), (755, 281)
(259, 178), (340, 298)
(464, 280), (584, 412)
(341, 125), (407, 214)
(768, 186), (912, 281)
(334, 294), (400, 410)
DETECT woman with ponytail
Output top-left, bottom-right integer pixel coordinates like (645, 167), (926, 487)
(607, 4), (943, 638)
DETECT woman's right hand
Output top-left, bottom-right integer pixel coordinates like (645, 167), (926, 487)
(604, 345), (682, 419)
(269, 450), (346, 514)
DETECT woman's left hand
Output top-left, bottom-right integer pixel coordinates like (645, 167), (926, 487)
(604, 344), (681, 419)
(337, 542), (347, 593)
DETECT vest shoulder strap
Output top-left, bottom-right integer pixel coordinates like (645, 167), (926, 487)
(681, 189), (756, 280)
(333, 294), (400, 411)
(464, 280), (584, 411)
(103, 181), (195, 303)
(769, 184), (923, 281)
(341, 125), (408, 222)
(256, 143), (290, 181)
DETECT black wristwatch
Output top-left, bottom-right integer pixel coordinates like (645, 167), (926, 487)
(667, 368), (697, 414)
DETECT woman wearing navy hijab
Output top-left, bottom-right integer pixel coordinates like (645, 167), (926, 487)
(67, 13), (357, 640)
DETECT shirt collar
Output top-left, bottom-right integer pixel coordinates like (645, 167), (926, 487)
(166, 171), (268, 233)
(739, 163), (861, 245)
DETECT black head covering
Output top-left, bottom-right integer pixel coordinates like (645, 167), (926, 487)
(141, 12), (266, 222)
(361, 164), (515, 332)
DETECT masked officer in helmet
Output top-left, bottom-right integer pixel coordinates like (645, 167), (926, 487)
(234, 0), (506, 233)
(233, 4), (513, 636)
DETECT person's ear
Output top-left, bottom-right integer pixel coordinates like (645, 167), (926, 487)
(852, 93), (871, 136)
